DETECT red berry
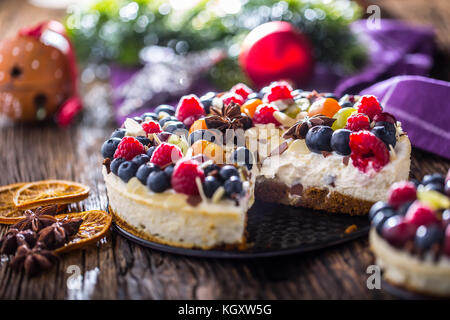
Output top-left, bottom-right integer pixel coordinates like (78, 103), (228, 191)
(252, 104), (281, 125)
(264, 81), (293, 103)
(373, 112), (397, 124)
(231, 83), (252, 100)
(356, 95), (382, 120)
(142, 120), (162, 134)
(171, 159), (205, 195)
(349, 131), (390, 172)
(445, 224), (450, 257)
(176, 95), (205, 127)
(381, 215), (417, 248)
(345, 113), (370, 131)
(388, 181), (417, 209)
(113, 136), (145, 161)
(150, 142), (183, 167)
(404, 201), (438, 227)
(222, 92), (245, 106)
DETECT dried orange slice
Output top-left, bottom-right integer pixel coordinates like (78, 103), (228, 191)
(0, 182), (26, 224)
(13, 180), (90, 210)
(54, 210), (112, 254)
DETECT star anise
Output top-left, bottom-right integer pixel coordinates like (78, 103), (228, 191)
(37, 218), (83, 250)
(205, 103), (252, 134)
(283, 115), (336, 140)
(10, 244), (58, 276)
(0, 228), (37, 255)
(12, 206), (58, 232)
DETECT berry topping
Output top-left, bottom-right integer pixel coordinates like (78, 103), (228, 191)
(330, 129), (351, 156)
(117, 161), (138, 183)
(203, 163), (220, 176)
(231, 83), (252, 100)
(372, 207), (396, 234)
(373, 112), (396, 124)
(381, 215), (417, 248)
(264, 81), (293, 103)
(141, 112), (158, 121)
(150, 142), (183, 168)
(175, 95), (205, 127)
(147, 171), (171, 193)
(154, 105), (176, 116)
(404, 201), (438, 227)
(369, 201), (392, 221)
(356, 95), (382, 120)
(349, 131), (390, 172)
(113, 137), (145, 161)
(252, 104), (281, 125)
(159, 116), (179, 127)
(371, 125), (396, 148)
(414, 224), (444, 251)
(422, 173), (445, 186)
(222, 92), (245, 106)
(101, 138), (121, 159)
(199, 92), (215, 114)
(230, 147), (254, 170)
(111, 128), (126, 139)
(203, 176), (221, 198)
(135, 136), (151, 147)
(219, 165), (239, 181)
(142, 120), (162, 134)
(387, 181), (417, 209)
(171, 160), (205, 195)
(305, 125), (333, 154)
(136, 163), (160, 185)
(146, 146), (156, 158)
(224, 176), (243, 197)
(110, 158), (125, 175)
(164, 165), (175, 179)
(132, 154), (150, 167)
(345, 113), (370, 131)
(164, 122), (186, 134)
(308, 98), (341, 118)
(188, 129), (218, 146)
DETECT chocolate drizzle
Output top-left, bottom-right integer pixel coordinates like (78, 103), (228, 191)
(282, 115), (335, 140)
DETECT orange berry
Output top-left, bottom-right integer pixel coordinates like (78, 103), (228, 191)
(191, 140), (223, 163)
(241, 98), (263, 117)
(308, 98), (341, 118)
(189, 118), (207, 135)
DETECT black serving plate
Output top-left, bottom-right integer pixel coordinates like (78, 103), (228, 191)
(112, 200), (370, 258)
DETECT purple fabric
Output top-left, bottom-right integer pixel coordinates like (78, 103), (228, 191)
(361, 75), (450, 159)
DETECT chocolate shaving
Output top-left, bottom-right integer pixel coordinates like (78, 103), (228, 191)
(204, 103), (251, 134)
(290, 183), (303, 196)
(270, 141), (288, 157)
(283, 115), (336, 140)
(186, 196), (202, 207)
(103, 158), (111, 174)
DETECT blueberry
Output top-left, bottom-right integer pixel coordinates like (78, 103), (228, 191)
(246, 92), (263, 100)
(147, 171), (170, 193)
(445, 180), (450, 197)
(442, 209), (450, 228)
(188, 129), (217, 145)
(135, 136), (151, 146)
(101, 138), (121, 159)
(219, 165), (239, 181)
(414, 224), (444, 250)
(147, 146), (156, 158)
(397, 201), (414, 216)
(340, 101), (353, 109)
(259, 86), (270, 95)
(155, 105), (175, 116)
(165, 122), (186, 134)
(159, 116), (178, 127)
(369, 201), (392, 221)
(422, 173), (445, 186)
(200, 92), (216, 114)
(410, 178), (420, 188)
(305, 126), (333, 153)
(372, 208), (396, 234)
(203, 164), (220, 176)
(324, 93), (338, 101)
(132, 154), (150, 167)
(241, 115), (253, 130)
(224, 176), (243, 196)
(136, 162), (160, 184)
(118, 161), (138, 183)
(424, 182), (445, 194)
(141, 112), (158, 121)
(330, 129), (351, 156)
(203, 176), (221, 198)
(230, 147), (254, 170)
(374, 121), (396, 136)
(164, 165), (174, 179)
(111, 128), (126, 139)
(156, 132), (172, 142)
(132, 116), (143, 123)
(371, 125), (396, 148)
(110, 158), (125, 175)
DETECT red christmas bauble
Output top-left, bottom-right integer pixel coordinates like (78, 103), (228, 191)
(239, 21), (315, 88)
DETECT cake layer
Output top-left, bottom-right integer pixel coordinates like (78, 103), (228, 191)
(370, 230), (450, 297)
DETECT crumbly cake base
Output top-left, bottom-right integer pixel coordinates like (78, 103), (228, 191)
(255, 176), (373, 215)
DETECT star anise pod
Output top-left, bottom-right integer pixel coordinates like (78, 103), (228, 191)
(283, 115), (336, 140)
(10, 244), (58, 276)
(0, 228), (37, 255)
(12, 206), (58, 232)
(37, 218), (83, 250)
(205, 103), (252, 134)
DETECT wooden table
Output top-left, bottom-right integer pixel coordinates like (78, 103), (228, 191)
(0, 0), (449, 299)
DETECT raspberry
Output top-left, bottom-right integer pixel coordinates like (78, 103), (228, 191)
(171, 159), (205, 195)
(222, 92), (245, 106)
(345, 113), (370, 131)
(349, 131), (389, 172)
(231, 83), (252, 100)
(388, 181), (417, 209)
(356, 95), (382, 120)
(175, 95), (205, 127)
(141, 120), (162, 134)
(264, 81), (293, 103)
(404, 200), (438, 227)
(252, 104), (280, 125)
(150, 142), (183, 167)
(113, 136), (145, 161)
(373, 112), (396, 124)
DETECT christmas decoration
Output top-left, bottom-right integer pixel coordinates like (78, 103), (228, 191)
(0, 21), (81, 125)
(239, 21), (314, 88)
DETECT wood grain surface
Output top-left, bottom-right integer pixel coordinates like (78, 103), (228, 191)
(0, 0), (449, 299)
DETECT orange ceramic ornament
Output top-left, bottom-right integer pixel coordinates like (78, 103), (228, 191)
(0, 21), (81, 125)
